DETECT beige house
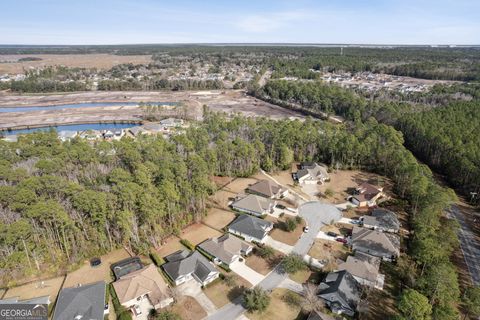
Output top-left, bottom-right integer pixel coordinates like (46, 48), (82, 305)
(231, 194), (275, 217)
(198, 234), (253, 266)
(351, 182), (384, 207)
(246, 179), (288, 199)
(337, 252), (385, 289)
(113, 264), (173, 317)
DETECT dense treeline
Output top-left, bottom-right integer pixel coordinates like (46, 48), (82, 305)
(398, 102), (480, 197)
(10, 79), (88, 93)
(97, 78), (224, 91)
(0, 111), (460, 318)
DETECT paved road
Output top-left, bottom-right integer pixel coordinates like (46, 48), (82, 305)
(448, 205), (480, 285)
(207, 201), (342, 320)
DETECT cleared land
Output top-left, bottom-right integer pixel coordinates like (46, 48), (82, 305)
(0, 90), (305, 130)
(3, 276), (65, 302)
(0, 54), (152, 74)
(63, 248), (130, 287)
(169, 296), (207, 320)
(308, 239), (350, 270)
(180, 223), (222, 246)
(247, 288), (302, 320)
(267, 214), (305, 246)
(202, 207), (237, 231)
(245, 248), (283, 276)
(156, 236), (184, 257)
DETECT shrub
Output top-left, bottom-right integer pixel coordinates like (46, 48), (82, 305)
(284, 217), (297, 232)
(294, 216), (303, 224)
(155, 311), (182, 320)
(282, 291), (302, 307)
(279, 212), (285, 218)
(257, 245), (275, 259)
(180, 239), (195, 251)
(282, 253), (307, 274)
(243, 286), (271, 312)
(223, 274), (236, 287)
(324, 188), (334, 197)
(150, 251), (165, 266)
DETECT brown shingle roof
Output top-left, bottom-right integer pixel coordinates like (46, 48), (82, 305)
(246, 180), (283, 198)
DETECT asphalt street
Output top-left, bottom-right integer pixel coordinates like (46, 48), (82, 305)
(207, 201), (342, 320)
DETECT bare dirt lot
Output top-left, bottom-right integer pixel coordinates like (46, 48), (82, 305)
(267, 214), (305, 246)
(245, 248), (283, 275)
(180, 223), (222, 246)
(0, 90), (305, 130)
(3, 276), (65, 302)
(169, 295), (207, 320)
(0, 54), (152, 74)
(156, 236), (184, 258)
(63, 248), (130, 288)
(308, 239), (350, 270)
(202, 208), (236, 231)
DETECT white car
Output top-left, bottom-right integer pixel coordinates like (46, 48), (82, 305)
(303, 226), (309, 233)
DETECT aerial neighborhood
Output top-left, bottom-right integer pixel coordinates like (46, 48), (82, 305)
(1, 160), (409, 320)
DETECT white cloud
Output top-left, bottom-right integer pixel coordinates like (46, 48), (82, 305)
(236, 11), (311, 33)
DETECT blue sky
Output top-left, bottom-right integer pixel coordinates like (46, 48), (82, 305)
(1, 0), (479, 45)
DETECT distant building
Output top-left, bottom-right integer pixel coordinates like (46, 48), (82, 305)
(58, 130), (77, 142)
(293, 162), (330, 185)
(0, 295), (50, 305)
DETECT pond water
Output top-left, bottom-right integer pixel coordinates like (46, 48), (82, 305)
(1, 123), (139, 135)
(0, 102), (175, 113)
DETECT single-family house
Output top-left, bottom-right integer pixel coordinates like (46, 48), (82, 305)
(362, 208), (400, 233)
(228, 214), (274, 243)
(58, 130), (77, 142)
(350, 183), (384, 207)
(53, 281), (108, 320)
(351, 226), (400, 261)
(293, 162), (330, 185)
(246, 179), (289, 199)
(317, 270), (361, 317)
(231, 194), (275, 217)
(337, 252), (385, 289)
(198, 234), (253, 266)
(162, 250), (219, 286)
(112, 264), (173, 317)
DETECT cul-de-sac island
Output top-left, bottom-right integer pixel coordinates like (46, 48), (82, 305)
(0, 2), (479, 320)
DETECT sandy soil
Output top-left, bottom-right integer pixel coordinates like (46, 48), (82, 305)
(156, 236), (184, 258)
(0, 90), (305, 130)
(180, 223), (222, 246)
(308, 239), (350, 270)
(0, 54), (152, 74)
(209, 190), (236, 209)
(63, 248), (130, 288)
(222, 177), (261, 194)
(267, 215), (305, 246)
(202, 208), (236, 230)
(3, 276), (65, 302)
(169, 295), (207, 320)
(245, 249), (283, 276)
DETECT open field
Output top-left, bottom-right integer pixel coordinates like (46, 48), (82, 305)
(247, 288), (302, 320)
(3, 276), (65, 302)
(169, 296), (207, 320)
(63, 248), (130, 287)
(0, 90), (305, 130)
(180, 223), (222, 246)
(203, 207), (237, 230)
(0, 54), (152, 74)
(203, 275), (250, 308)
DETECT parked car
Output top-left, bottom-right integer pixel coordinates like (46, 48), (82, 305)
(303, 226), (309, 233)
(90, 257), (102, 267)
(276, 204), (286, 209)
(327, 231), (338, 237)
(336, 237), (348, 244)
(350, 219), (361, 225)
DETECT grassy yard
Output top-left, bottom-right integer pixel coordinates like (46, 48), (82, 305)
(169, 296), (207, 320)
(203, 207), (237, 230)
(203, 274), (251, 308)
(247, 288), (303, 320)
(3, 276), (65, 302)
(308, 240), (350, 270)
(156, 236), (184, 257)
(180, 223), (222, 245)
(245, 248), (284, 275)
(267, 214), (305, 246)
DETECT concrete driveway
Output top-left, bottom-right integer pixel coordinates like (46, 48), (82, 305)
(230, 260), (265, 286)
(264, 236), (293, 254)
(177, 279), (217, 315)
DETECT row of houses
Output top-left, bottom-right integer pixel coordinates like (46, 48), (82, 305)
(316, 208), (401, 316)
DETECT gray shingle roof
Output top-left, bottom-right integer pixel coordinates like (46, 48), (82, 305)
(363, 208), (400, 231)
(351, 226), (400, 258)
(228, 214), (273, 240)
(198, 234), (252, 265)
(162, 251), (217, 282)
(53, 281), (105, 320)
(317, 270), (360, 315)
